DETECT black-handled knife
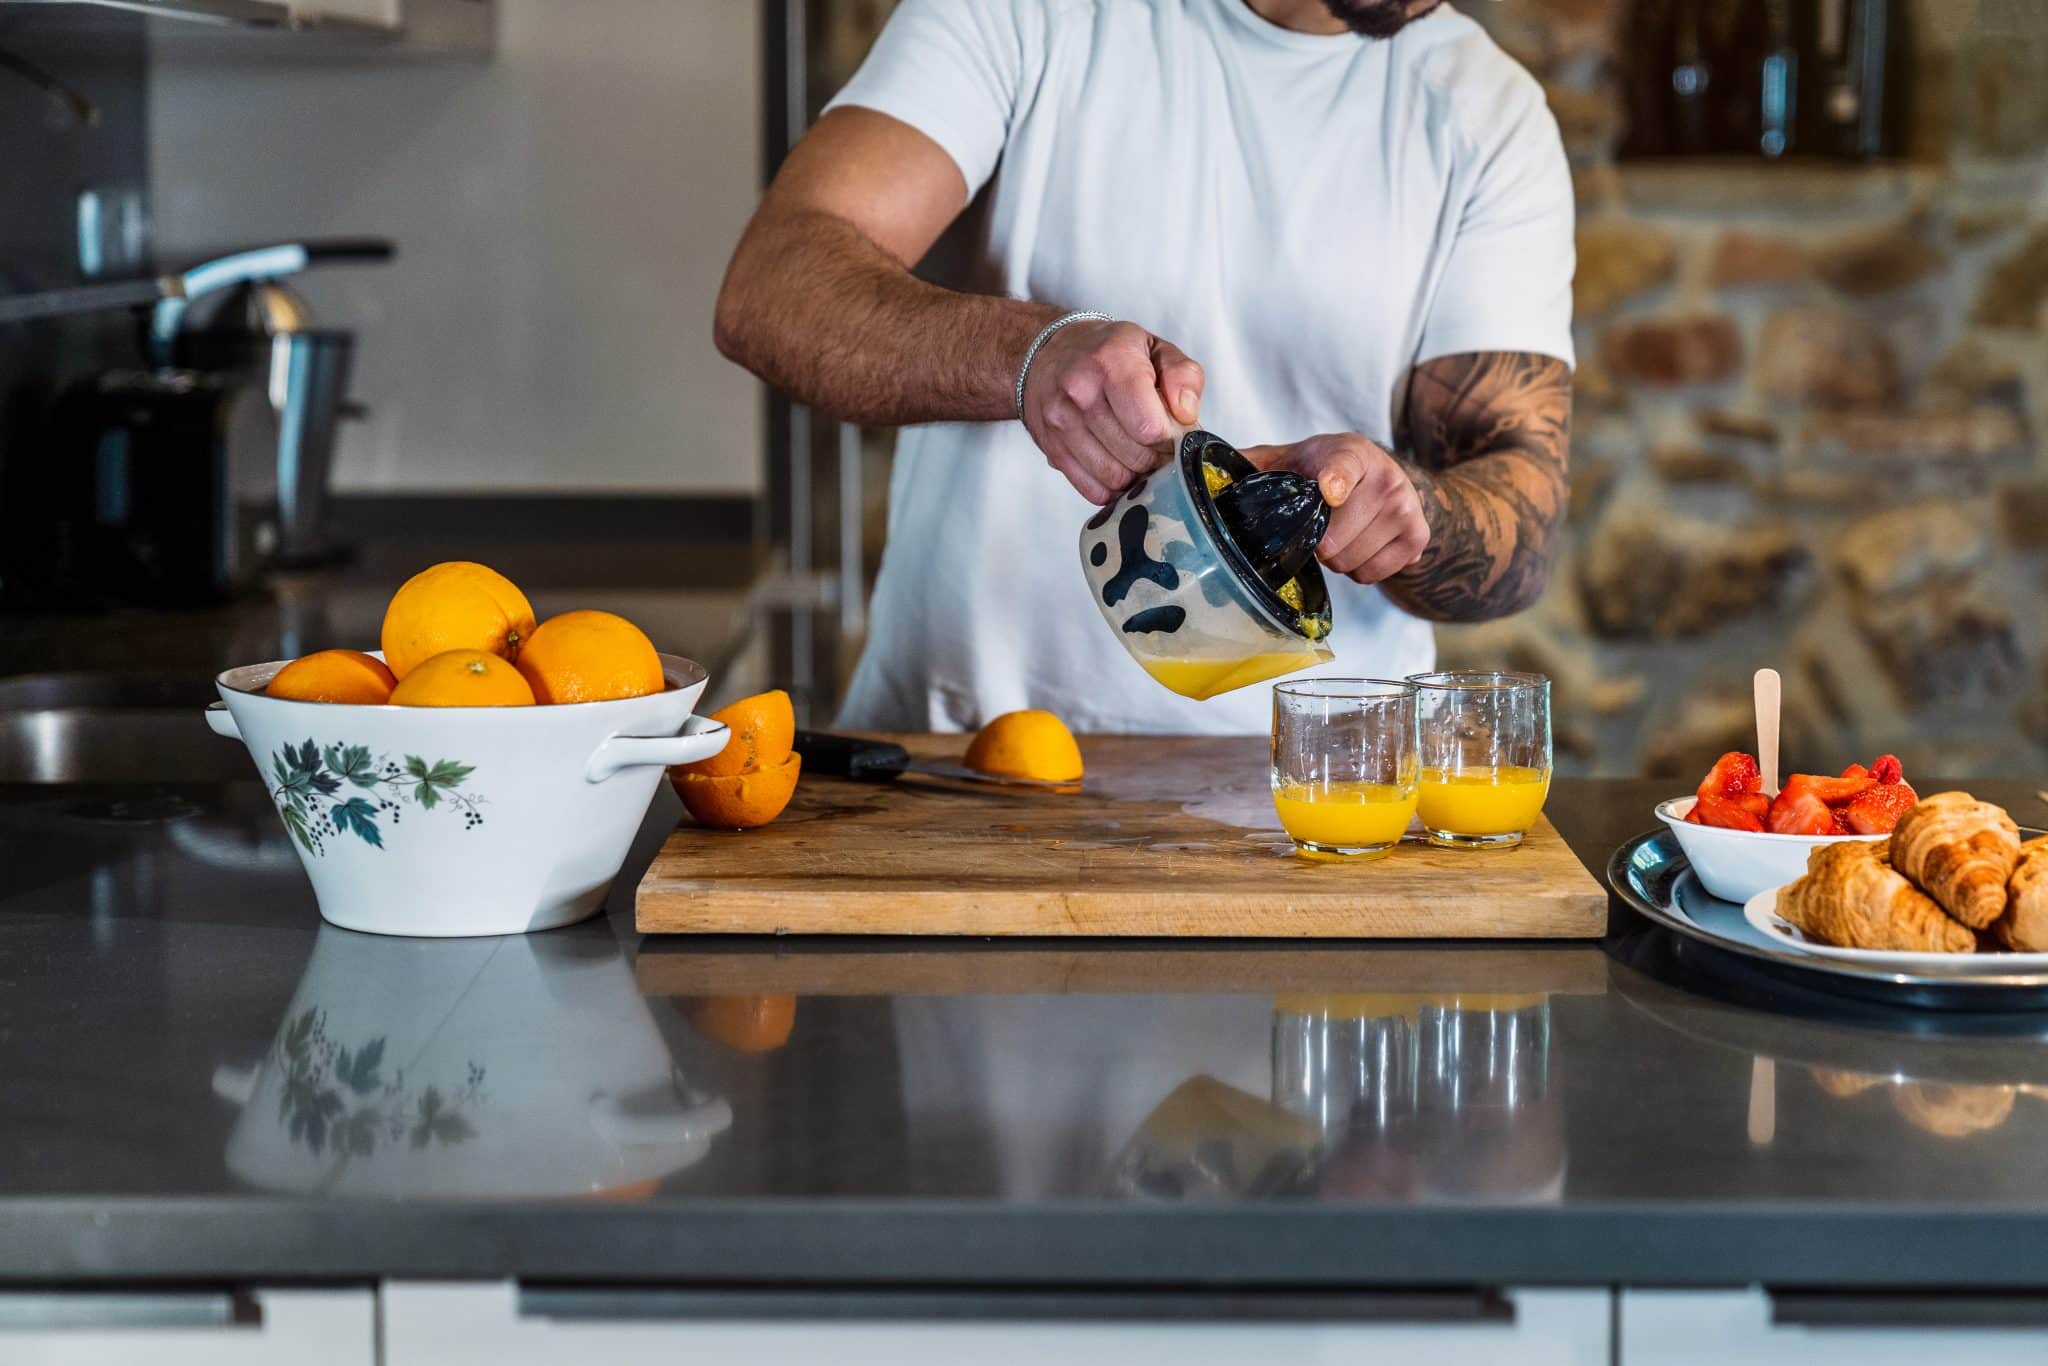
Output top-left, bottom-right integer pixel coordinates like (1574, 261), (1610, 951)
(793, 730), (1079, 791)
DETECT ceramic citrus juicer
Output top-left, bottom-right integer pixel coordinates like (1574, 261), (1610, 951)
(1078, 428), (1335, 700)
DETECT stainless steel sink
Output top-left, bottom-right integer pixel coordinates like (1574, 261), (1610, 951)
(0, 673), (253, 784)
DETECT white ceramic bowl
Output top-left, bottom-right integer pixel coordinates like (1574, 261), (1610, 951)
(205, 653), (728, 937)
(1656, 795), (1887, 905)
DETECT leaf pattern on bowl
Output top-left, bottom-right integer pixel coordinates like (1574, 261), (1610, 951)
(273, 1007), (485, 1166)
(267, 739), (485, 854)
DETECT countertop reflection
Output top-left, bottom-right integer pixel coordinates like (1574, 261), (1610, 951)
(8, 776), (2048, 1287)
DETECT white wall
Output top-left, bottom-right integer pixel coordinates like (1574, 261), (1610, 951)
(149, 0), (764, 494)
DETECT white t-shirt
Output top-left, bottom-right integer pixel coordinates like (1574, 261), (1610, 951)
(829, 0), (1575, 734)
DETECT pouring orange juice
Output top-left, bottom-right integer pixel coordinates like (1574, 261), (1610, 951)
(1410, 672), (1552, 850)
(1080, 431), (1335, 703)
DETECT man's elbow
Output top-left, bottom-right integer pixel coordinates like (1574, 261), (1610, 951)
(711, 269), (754, 367)
(1479, 559), (1554, 620)
(1388, 550), (1556, 623)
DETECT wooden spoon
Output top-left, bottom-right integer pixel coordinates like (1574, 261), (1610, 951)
(1754, 667), (1781, 798)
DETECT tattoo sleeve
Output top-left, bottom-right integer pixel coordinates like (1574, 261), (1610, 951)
(1381, 351), (1572, 622)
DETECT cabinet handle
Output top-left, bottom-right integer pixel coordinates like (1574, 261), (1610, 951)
(0, 1289), (259, 1331)
(1771, 1290), (2048, 1329)
(519, 1285), (1514, 1325)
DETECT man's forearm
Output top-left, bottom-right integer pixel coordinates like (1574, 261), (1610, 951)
(715, 206), (1062, 428)
(1379, 351), (1572, 623)
(1383, 454), (1566, 621)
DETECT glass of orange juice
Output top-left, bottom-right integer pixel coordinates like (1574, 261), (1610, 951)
(1408, 671), (1551, 850)
(1271, 679), (1419, 859)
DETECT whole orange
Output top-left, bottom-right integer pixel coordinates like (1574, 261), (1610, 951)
(677, 689), (795, 779)
(380, 561), (537, 679)
(964, 710), (1083, 783)
(515, 609), (664, 705)
(388, 649), (536, 707)
(264, 649), (396, 705)
(674, 752), (801, 828)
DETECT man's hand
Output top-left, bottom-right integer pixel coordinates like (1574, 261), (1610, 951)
(1242, 433), (1431, 585)
(1021, 320), (1205, 505)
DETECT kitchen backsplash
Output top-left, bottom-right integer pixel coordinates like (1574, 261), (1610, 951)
(145, 0), (764, 496)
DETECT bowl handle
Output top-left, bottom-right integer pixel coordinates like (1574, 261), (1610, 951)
(585, 714), (730, 783)
(204, 702), (242, 739)
(587, 1092), (734, 1146)
(211, 1060), (260, 1108)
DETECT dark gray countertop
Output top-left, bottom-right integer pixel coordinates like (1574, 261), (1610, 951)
(6, 773), (2048, 1290)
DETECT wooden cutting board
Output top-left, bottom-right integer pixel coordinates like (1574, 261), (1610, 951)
(635, 735), (1607, 939)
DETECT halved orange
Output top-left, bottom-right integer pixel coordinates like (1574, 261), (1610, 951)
(964, 709), (1083, 783)
(673, 751), (800, 828)
(677, 689), (795, 779)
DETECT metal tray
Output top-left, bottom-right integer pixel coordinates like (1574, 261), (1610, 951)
(1609, 828), (2048, 1012)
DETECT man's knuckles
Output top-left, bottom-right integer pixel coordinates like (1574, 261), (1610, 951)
(1057, 369), (1103, 408)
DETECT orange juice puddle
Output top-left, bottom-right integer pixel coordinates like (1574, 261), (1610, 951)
(1416, 765), (1550, 838)
(1143, 652), (1322, 701)
(1271, 781), (1419, 854)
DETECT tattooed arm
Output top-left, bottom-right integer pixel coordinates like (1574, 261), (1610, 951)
(1245, 350), (1571, 622)
(1383, 350), (1572, 621)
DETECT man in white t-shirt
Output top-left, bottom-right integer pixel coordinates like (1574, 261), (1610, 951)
(716, 0), (1575, 733)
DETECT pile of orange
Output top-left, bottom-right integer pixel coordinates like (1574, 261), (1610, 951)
(671, 689), (801, 829)
(264, 561), (665, 709)
(261, 561), (804, 829)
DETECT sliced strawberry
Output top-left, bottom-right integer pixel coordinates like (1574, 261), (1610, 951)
(1697, 751), (1763, 803)
(1831, 807), (1855, 835)
(1841, 781), (1919, 835)
(1767, 787), (1836, 836)
(1782, 771), (1877, 805)
(1839, 763), (1871, 782)
(1735, 791), (1771, 820)
(1696, 791), (1766, 832)
(1872, 754), (1903, 786)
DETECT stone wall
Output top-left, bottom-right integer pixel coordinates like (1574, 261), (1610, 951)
(1447, 0), (2048, 777)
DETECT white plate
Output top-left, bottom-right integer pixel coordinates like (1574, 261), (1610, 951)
(1741, 886), (2048, 973)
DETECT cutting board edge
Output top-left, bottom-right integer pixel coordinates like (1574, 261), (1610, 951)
(634, 894), (1609, 939)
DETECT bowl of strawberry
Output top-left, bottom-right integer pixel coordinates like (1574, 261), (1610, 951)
(1655, 751), (1920, 904)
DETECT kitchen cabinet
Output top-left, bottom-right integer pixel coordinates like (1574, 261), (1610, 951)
(382, 1282), (1611, 1365)
(0, 1288), (374, 1366)
(1623, 1289), (2048, 1364)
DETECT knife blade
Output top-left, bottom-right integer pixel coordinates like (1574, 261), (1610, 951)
(793, 730), (1080, 791)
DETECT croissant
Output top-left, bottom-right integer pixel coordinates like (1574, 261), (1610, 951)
(1776, 840), (1976, 953)
(1809, 1068), (1883, 1098)
(1890, 791), (2022, 929)
(1996, 836), (2048, 952)
(1893, 1083), (2016, 1138)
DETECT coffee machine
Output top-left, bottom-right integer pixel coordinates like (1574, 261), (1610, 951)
(9, 238), (390, 607)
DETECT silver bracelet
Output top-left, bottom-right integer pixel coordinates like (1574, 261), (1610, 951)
(1014, 310), (1112, 420)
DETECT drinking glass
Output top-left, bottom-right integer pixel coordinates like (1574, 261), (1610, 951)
(1408, 671), (1552, 849)
(1270, 679), (1419, 859)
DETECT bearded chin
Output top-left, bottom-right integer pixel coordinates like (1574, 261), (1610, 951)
(1319, 0), (1431, 39)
